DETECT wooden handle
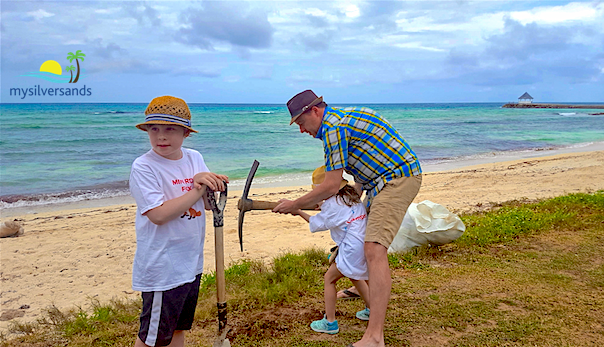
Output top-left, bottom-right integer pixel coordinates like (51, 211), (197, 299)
(250, 200), (280, 210)
(248, 200), (319, 211)
(214, 226), (226, 304)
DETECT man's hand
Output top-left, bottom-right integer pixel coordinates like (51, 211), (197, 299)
(193, 172), (229, 191)
(272, 199), (298, 215)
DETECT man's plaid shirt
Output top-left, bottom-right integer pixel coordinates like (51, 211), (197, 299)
(317, 106), (422, 203)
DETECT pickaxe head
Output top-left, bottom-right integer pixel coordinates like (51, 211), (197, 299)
(238, 160), (259, 251)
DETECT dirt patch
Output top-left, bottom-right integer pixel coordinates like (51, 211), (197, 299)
(228, 305), (316, 340)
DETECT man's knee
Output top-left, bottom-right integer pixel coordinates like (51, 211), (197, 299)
(364, 242), (388, 262)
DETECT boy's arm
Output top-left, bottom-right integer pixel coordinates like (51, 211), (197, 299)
(144, 186), (207, 225)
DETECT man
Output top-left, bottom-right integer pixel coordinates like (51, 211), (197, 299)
(273, 90), (422, 347)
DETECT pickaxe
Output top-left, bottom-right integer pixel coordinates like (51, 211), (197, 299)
(237, 160), (318, 251)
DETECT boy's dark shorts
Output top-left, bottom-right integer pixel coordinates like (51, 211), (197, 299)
(138, 274), (201, 346)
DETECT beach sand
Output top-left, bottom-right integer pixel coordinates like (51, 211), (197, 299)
(1, 150), (603, 331)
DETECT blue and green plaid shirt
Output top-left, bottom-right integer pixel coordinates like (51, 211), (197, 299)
(316, 106), (421, 203)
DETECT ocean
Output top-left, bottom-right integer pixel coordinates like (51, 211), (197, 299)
(1, 103), (603, 210)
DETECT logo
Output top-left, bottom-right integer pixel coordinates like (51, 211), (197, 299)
(10, 50), (91, 99)
(181, 208), (202, 220)
(20, 50), (86, 83)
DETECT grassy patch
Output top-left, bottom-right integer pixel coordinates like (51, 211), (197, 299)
(2, 192), (604, 346)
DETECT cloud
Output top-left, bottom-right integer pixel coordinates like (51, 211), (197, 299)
(27, 9), (54, 20)
(178, 1), (274, 50)
(174, 67), (221, 78)
(305, 13), (330, 28)
(356, 1), (403, 31)
(87, 59), (168, 74)
(509, 1), (602, 25)
(88, 38), (127, 59)
(299, 31), (333, 52)
(122, 1), (161, 26)
(446, 16), (604, 86)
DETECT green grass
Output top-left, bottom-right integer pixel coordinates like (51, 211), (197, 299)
(3, 191), (604, 346)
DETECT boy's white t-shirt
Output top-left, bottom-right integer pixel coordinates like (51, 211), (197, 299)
(309, 196), (369, 281)
(129, 148), (209, 292)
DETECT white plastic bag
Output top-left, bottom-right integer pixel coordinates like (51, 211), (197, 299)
(388, 200), (465, 253)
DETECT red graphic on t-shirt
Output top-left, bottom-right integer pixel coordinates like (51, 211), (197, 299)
(172, 177), (194, 192)
(181, 207), (202, 220)
(347, 214), (367, 224)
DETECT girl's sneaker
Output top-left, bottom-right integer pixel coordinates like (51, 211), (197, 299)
(356, 307), (370, 321)
(310, 315), (339, 334)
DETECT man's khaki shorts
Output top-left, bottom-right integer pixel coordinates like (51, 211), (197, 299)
(365, 175), (422, 248)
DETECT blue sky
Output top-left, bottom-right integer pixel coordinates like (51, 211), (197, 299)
(1, 0), (603, 103)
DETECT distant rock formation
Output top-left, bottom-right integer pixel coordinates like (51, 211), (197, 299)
(502, 103), (604, 109)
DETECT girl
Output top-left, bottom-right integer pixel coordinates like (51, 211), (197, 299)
(294, 166), (370, 334)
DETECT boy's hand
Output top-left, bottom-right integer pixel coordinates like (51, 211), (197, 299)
(194, 172), (229, 191)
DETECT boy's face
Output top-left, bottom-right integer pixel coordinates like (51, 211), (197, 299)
(145, 124), (189, 160)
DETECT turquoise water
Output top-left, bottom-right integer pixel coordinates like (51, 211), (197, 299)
(1, 103), (603, 207)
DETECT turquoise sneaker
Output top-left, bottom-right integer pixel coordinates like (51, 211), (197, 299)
(356, 307), (370, 321)
(310, 315), (339, 334)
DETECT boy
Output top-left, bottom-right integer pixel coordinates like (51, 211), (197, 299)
(129, 95), (228, 347)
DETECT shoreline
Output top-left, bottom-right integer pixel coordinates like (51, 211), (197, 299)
(1, 149), (603, 331)
(3, 140), (604, 218)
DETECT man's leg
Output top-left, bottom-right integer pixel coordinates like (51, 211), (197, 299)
(355, 242), (388, 347)
(355, 175), (422, 347)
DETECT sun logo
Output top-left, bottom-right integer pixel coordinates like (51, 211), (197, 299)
(21, 50), (86, 83)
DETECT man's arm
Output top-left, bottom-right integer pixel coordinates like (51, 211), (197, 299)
(273, 168), (343, 214)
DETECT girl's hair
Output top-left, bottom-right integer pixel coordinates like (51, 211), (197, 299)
(335, 184), (361, 207)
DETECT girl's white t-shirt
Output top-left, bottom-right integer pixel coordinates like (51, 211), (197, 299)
(309, 196), (369, 281)
(129, 148), (209, 292)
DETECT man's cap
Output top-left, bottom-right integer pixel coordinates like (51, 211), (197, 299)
(136, 95), (198, 133)
(311, 166), (348, 190)
(287, 90), (323, 125)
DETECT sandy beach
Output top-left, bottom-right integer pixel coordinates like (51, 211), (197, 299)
(1, 149), (603, 331)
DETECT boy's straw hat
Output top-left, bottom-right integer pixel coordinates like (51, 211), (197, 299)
(312, 166), (348, 190)
(136, 95), (198, 133)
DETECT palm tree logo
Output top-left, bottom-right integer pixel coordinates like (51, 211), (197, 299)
(66, 50), (86, 83)
(65, 65), (76, 83)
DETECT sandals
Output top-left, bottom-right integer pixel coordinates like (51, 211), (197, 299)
(337, 288), (360, 300)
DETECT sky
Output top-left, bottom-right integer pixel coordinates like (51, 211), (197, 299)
(1, 0), (603, 103)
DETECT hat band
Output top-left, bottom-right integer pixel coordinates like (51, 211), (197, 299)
(145, 114), (191, 127)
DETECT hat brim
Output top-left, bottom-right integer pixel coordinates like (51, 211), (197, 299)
(290, 96), (323, 125)
(312, 179), (349, 190)
(136, 121), (198, 133)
